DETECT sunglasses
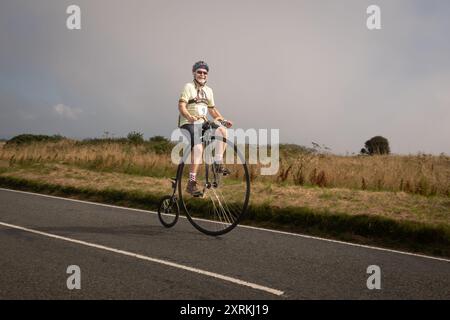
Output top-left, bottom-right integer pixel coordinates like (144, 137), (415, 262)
(196, 70), (208, 75)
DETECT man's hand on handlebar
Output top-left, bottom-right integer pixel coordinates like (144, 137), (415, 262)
(224, 119), (233, 128)
(214, 117), (233, 128)
(189, 115), (232, 128)
(188, 115), (202, 123)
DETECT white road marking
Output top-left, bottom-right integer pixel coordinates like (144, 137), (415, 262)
(0, 221), (284, 296)
(0, 187), (449, 263)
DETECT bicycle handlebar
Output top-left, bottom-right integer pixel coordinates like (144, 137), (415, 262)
(195, 116), (229, 129)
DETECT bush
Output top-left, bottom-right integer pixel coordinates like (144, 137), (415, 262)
(149, 135), (169, 143)
(127, 131), (144, 145)
(147, 136), (174, 154)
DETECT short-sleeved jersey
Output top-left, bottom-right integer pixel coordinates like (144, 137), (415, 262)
(178, 81), (215, 127)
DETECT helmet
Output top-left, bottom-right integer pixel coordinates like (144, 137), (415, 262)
(192, 61), (209, 73)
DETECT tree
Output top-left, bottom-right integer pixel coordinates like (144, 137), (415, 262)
(364, 136), (390, 155)
(127, 131), (144, 144)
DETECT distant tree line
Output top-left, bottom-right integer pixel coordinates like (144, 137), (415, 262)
(6, 134), (64, 145)
(4, 132), (174, 154)
(4, 133), (392, 157)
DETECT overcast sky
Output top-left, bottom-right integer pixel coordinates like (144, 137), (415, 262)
(1, 0), (449, 154)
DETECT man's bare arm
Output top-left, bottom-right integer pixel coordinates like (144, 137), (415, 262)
(208, 106), (224, 120)
(179, 101), (197, 123)
(209, 106), (233, 128)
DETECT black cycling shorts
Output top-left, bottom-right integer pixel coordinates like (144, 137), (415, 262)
(180, 122), (220, 148)
(180, 123), (203, 148)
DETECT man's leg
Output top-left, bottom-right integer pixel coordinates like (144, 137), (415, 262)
(213, 127), (231, 175)
(187, 123), (204, 195)
(214, 126), (227, 163)
(190, 143), (204, 181)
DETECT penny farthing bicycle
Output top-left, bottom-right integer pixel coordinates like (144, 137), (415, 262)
(157, 119), (250, 236)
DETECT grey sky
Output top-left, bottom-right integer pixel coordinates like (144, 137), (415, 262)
(1, 0), (449, 154)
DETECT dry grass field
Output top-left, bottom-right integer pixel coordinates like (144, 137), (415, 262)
(1, 140), (449, 196)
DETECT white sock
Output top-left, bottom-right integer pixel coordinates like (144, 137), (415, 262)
(189, 172), (197, 181)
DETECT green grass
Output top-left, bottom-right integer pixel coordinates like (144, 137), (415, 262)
(0, 175), (164, 209)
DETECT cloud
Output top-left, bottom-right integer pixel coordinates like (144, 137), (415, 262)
(52, 104), (82, 120)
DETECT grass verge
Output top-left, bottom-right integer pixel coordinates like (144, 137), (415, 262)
(0, 175), (449, 258)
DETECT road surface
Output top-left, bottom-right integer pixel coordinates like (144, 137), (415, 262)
(0, 188), (449, 299)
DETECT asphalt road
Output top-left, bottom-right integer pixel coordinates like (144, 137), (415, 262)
(0, 188), (449, 299)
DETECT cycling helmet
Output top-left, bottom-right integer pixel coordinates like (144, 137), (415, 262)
(192, 61), (209, 73)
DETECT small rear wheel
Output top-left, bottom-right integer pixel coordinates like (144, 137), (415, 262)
(158, 195), (180, 228)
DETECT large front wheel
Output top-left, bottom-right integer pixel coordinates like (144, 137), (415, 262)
(178, 137), (250, 236)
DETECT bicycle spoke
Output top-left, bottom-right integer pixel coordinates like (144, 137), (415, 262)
(213, 188), (233, 226)
(205, 190), (225, 231)
(215, 187), (240, 222)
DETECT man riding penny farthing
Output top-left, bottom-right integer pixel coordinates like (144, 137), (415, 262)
(158, 61), (250, 236)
